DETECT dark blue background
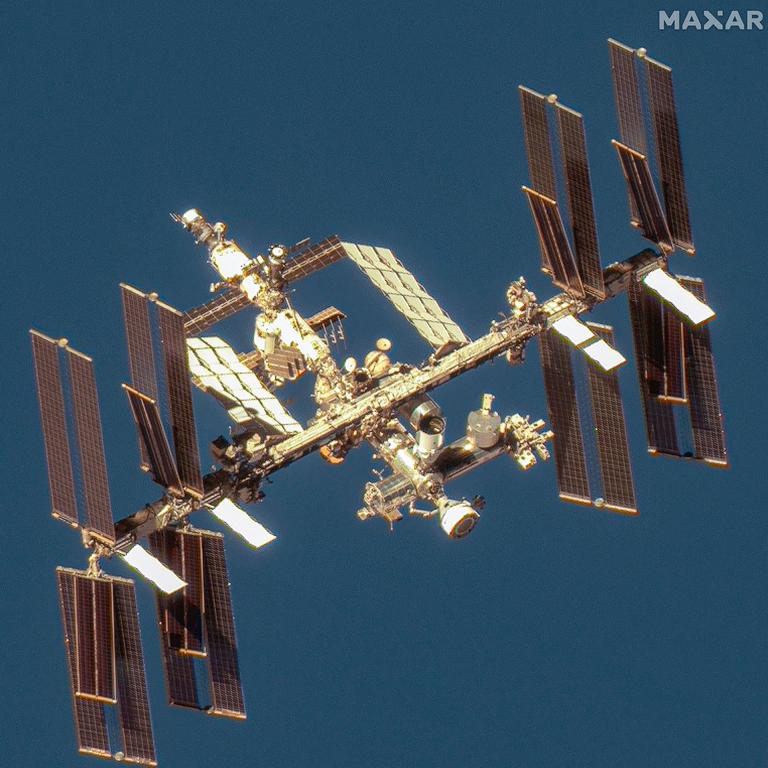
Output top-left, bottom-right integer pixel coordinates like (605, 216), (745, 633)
(2, 2), (765, 766)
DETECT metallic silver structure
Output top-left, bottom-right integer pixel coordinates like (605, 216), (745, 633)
(30, 39), (727, 765)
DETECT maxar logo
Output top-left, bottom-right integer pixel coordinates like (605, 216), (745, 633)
(659, 10), (764, 29)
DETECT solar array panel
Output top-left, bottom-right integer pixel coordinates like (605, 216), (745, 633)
(57, 569), (112, 760)
(305, 305), (347, 333)
(73, 574), (115, 702)
(202, 533), (246, 718)
(121, 285), (159, 472)
(585, 324), (637, 514)
(187, 336), (303, 434)
(523, 187), (585, 298)
(121, 285), (159, 401)
(608, 39), (647, 157)
(123, 386), (183, 495)
(30, 332), (115, 541)
(57, 569), (157, 766)
(662, 308), (687, 402)
(613, 141), (674, 252)
(183, 288), (251, 337)
(112, 578), (157, 765)
(540, 321), (637, 511)
(518, 86), (605, 300)
(627, 281), (681, 456)
(519, 86), (557, 201)
(539, 330), (591, 504)
(646, 57), (695, 254)
(237, 348), (264, 371)
(150, 529), (203, 710)
(629, 277), (728, 466)
(679, 278), (727, 466)
(121, 287), (204, 497)
(149, 529), (246, 719)
(555, 103), (606, 299)
(155, 529), (205, 655)
(67, 349), (115, 541)
(181, 236), (344, 336)
(342, 242), (470, 350)
(30, 331), (78, 527)
(157, 301), (204, 498)
(264, 348), (307, 379)
(608, 39), (695, 255)
(282, 235), (345, 283)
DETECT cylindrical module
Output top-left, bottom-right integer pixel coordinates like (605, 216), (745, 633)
(438, 500), (479, 538)
(415, 414), (446, 456)
(466, 407), (501, 448)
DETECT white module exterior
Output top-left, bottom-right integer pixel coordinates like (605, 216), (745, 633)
(642, 268), (715, 326)
(210, 242), (253, 281)
(582, 339), (626, 371)
(439, 501), (479, 538)
(551, 315), (596, 346)
(211, 498), (277, 549)
(123, 544), (187, 594)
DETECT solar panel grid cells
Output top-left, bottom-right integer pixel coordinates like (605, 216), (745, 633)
(121, 287), (159, 473)
(124, 387), (182, 493)
(661, 308), (687, 402)
(554, 105), (606, 299)
(121, 286), (159, 401)
(73, 577), (117, 703)
(608, 40), (656, 234)
(183, 289), (251, 336)
(679, 278), (728, 466)
(149, 530), (202, 710)
(156, 303), (203, 497)
(66, 349), (115, 542)
(645, 59), (695, 255)
(306, 306), (346, 332)
(201, 533), (246, 719)
(341, 243), (468, 349)
(57, 569), (113, 759)
(608, 40), (647, 158)
(30, 332), (79, 526)
(523, 189), (585, 298)
(627, 283), (681, 457)
(538, 331), (592, 504)
(519, 86), (558, 201)
(180, 532), (206, 654)
(187, 336), (303, 434)
(613, 142), (674, 253)
(282, 236), (345, 283)
(113, 579), (157, 766)
(585, 324), (638, 514)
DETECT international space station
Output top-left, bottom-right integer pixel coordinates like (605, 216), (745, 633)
(31, 39), (727, 765)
